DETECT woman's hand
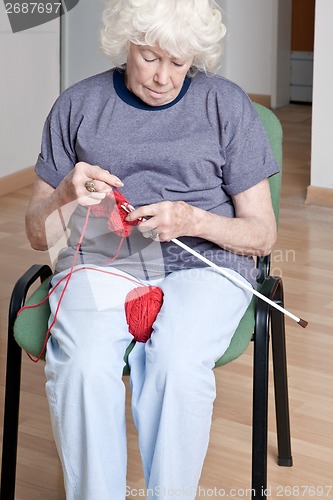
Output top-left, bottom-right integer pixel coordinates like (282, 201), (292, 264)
(57, 162), (124, 207)
(125, 200), (197, 242)
(26, 162), (124, 250)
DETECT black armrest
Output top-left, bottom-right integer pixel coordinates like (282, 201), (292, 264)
(256, 255), (271, 285)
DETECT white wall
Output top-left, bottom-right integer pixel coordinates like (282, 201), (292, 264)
(218, 0), (274, 95)
(61, 0), (111, 90)
(310, 0), (333, 189)
(271, 0), (292, 108)
(218, 0), (291, 108)
(0, 3), (60, 178)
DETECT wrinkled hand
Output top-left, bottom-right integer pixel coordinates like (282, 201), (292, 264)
(125, 200), (197, 242)
(57, 162), (124, 206)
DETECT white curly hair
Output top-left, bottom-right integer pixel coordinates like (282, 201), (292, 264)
(100, 0), (226, 73)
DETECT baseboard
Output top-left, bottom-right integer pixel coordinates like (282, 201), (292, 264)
(248, 94), (271, 108)
(0, 166), (35, 197)
(305, 185), (333, 208)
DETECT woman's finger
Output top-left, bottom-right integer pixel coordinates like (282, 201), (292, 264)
(74, 162), (124, 192)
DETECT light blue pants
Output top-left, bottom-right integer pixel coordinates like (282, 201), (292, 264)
(45, 265), (252, 500)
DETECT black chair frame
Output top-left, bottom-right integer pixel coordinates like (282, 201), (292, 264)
(0, 256), (292, 499)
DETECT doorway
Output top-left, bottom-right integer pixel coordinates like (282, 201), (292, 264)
(290, 0), (315, 103)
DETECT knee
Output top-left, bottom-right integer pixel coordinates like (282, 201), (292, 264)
(145, 340), (216, 400)
(146, 322), (216, 374)
(47, 334), (126, 385)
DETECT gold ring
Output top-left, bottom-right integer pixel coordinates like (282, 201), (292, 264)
(85, 180), (97, 193)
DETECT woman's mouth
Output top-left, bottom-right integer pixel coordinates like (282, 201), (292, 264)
(146, 88), (167, 98)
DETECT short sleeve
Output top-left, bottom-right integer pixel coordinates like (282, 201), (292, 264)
(35, 93), (78, 188)
(221, 94), (280, 196)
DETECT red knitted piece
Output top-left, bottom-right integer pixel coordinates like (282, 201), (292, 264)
(125, 286), (164, 342)
(90, 190), (139, 237)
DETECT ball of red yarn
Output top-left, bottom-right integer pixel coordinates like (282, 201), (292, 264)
(125, 286), (164, 342)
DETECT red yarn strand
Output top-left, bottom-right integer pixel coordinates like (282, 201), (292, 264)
(26, 205), (93, 362)
(21, 191), (164, 362)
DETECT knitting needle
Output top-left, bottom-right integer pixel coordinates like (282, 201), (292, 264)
(172, 237), (308, 328)
(120, 204), (308, 328)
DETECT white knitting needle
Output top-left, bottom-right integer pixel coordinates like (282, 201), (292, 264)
(121, 204), (308, 328)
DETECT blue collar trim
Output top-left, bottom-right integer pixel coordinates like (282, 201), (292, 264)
(113, 69), (191, 111)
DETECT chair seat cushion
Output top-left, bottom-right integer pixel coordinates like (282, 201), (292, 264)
(13, 277), (52, 360)
(215, 297), (255, 367)
(14, 276), (256, 367)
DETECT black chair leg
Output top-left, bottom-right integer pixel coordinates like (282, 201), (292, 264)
(0, 322), (22, 500)
(251, 298), (270, 499)
(1, 264), (52, 500)
(271, 281), (293, 467)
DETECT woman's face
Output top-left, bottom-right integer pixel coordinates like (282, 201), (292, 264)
(125, 43), (194, 106)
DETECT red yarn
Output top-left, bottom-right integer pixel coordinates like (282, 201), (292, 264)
(92, 189), (164, 342)
(90, 189), (140, 237)
(125, 286), (164, 342)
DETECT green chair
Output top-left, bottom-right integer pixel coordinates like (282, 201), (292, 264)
(0, 103), (292, 500)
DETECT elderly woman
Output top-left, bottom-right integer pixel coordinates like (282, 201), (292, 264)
(26, 0), (279, 498)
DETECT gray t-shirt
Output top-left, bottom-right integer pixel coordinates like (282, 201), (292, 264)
(35, 69), (279, 286)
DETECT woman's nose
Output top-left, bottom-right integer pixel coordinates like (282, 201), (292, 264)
(154, 63), (170, 85)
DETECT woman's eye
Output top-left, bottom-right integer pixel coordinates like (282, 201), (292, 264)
(173, 62), (185, 67)
(144, 58), (157, 63)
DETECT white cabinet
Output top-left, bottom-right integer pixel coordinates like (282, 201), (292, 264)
(290, 50), (313, 102)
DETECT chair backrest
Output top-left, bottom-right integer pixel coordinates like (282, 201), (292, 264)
(252, 102), (283, 223)
(214, 103), (283, 367)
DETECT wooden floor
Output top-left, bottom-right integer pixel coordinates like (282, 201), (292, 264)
(1, 104), (333, 499)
